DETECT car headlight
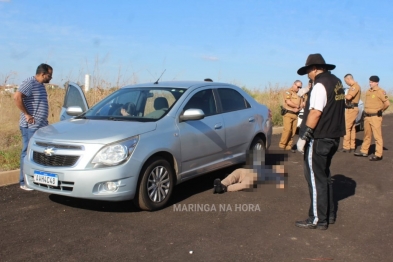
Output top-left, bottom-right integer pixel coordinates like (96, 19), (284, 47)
(92, 136), (139, 166)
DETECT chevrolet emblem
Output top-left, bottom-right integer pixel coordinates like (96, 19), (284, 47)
(43, 147), (55, 156)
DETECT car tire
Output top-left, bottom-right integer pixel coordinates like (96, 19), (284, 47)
(250, 136), (266, 152)
(134, 157), (174, 211)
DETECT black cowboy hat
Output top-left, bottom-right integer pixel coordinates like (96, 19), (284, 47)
(297, 53), (336, 75)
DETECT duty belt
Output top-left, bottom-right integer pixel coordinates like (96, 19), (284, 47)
(346, 103), (359, 109)
(286, 110), (299, 115)
(364, 113), (378, 117)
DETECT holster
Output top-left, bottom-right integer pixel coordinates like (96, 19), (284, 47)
(280, 106), (287, 116)
(345, 103), (358, 109)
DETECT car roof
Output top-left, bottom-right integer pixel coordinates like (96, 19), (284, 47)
(121, 81), (237, 90)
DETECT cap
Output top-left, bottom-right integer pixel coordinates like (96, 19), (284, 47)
(369, 75), (379, 82)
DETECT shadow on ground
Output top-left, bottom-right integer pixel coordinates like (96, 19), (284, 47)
(332, 174), (357, 217)
(49, 194), (139, 212)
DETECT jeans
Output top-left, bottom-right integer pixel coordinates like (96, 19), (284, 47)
(19, 127), (38, 186)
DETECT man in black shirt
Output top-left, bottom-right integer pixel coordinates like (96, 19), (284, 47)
(295, 54), (346, 230)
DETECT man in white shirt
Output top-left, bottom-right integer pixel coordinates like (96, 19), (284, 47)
(295, 54), (346, 230)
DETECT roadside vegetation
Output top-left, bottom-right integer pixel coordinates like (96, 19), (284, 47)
(1, 81), (392, 171)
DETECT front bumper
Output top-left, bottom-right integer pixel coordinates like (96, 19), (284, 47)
(24, 160), (140, 201)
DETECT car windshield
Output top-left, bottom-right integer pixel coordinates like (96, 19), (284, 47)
(78, 87), (186, 122)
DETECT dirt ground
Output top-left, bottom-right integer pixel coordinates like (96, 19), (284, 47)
(1, 115), (392, 262)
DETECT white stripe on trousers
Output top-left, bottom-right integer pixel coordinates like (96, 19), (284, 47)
(307, 139), (319, 225)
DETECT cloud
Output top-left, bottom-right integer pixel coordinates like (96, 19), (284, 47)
(202, 55), (219, 61)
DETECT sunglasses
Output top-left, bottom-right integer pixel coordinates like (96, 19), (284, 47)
(296, 85), (302, 88)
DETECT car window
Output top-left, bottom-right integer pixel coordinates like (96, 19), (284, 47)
(183, 89), (217, 116)
(144, 90), (176, 117)
(82, 87), (185, 121)
(217, 88), (249, 113)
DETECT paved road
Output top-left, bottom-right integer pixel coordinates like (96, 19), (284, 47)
(1, 115), (393, 262)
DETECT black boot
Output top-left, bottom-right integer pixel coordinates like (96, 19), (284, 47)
(213, 179), (227, 194)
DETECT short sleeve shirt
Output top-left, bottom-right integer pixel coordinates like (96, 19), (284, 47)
(347, 82), (361, 103)
(364, 86), (388, 113)
(18, 76), (49, 129)
(309, 83), (327, 112)
(283, 89), (301, 110)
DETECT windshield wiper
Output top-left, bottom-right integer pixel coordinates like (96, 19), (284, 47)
(107, 117), (123, 121)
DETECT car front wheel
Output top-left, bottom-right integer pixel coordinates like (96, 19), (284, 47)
(135, 157), (174, 211)
(250, 136), (265, 152)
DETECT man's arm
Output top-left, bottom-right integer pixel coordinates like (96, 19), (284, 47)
(383, 100), (390, 111)
(285, 99), (300, 111)
(305, 109), (322, 129)
(345, 94), (353, 101)
(13, 91), (34, 124)
(345, 94), (353, 102)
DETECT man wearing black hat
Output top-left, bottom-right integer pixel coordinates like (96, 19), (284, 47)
(295, 54), (346, 230)
(354, 76), (390, 161)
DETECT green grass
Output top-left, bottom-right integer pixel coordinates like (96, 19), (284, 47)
(0, 148), (21, 171)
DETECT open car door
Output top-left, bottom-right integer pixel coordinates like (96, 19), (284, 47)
(60, 82), (89, 121)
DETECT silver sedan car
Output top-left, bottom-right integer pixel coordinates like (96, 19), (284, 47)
(23, 81), (272, 211)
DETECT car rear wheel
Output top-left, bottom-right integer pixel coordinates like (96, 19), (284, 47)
(135, 157), (174, 211)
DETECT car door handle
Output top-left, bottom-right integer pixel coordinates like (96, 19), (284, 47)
(214, 124), (222, 129)
(248, 117), (255, 122)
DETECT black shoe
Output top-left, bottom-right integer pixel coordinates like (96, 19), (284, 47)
(213, 179), (227, 194)
(369, 155), (383, 161)
(295, 219), (328, 230)
(329, 217), (335, 224)
(354, 152), (368, 157)
(213, 179), (220, 193)
(291, 149), (296, 153)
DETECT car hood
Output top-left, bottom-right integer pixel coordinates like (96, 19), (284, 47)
(34, 119), (157, 144)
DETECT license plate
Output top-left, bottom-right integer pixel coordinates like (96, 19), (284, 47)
(33, 170), (58, 186)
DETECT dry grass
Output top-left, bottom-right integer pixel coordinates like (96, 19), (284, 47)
(243, 84), (285, 126)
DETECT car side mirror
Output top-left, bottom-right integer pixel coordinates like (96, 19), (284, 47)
(179, 109), (205, 122)
(66, 106), (84, 116)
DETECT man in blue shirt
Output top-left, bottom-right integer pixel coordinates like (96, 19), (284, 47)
(13, 64), (53, 190)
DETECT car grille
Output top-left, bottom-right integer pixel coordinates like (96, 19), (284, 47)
(35, 141), (82, 150)
(33, 152), (79, 167)
(32, 179), (74, 192)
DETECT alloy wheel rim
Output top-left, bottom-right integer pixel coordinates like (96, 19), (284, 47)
(147, 166), (170, 202)
(254, 142), (263, 151)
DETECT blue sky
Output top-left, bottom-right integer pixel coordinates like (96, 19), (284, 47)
(1, 0), (393, 91)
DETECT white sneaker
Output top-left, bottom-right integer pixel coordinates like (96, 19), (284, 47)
(20, 185), (34, 191)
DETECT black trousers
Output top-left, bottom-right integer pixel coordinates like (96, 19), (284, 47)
(303, 138), (339, 225)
